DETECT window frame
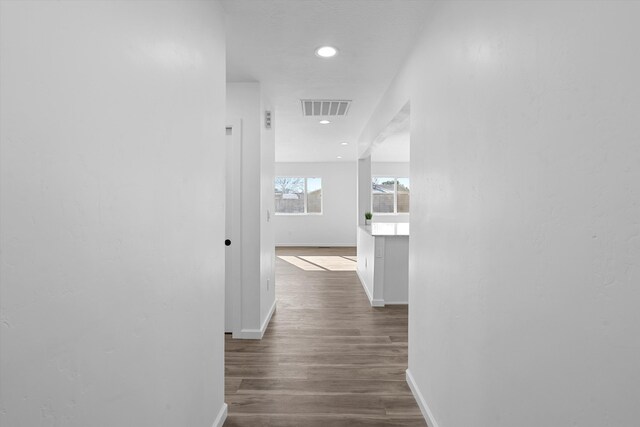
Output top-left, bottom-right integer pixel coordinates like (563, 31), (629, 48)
(274, 176), (323, 216)
(371, 176), (409, 215)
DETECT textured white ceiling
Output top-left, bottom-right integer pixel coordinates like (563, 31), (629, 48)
(223, 0), (432, 162)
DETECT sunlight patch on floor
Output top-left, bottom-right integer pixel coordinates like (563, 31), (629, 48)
(299, 256), (357, 271)
(278, 256), (325, 271)
(278, 255), (358, 271)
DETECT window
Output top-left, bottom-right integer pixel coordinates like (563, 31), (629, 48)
(372, 177), (410, 214)
(275, 177), (322, 214)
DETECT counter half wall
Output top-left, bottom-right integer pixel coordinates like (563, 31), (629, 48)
(356, 223), (409, 306)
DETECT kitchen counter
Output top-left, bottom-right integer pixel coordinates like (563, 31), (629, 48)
(357, 223), (409, 307)
(361, 222), (409, 236)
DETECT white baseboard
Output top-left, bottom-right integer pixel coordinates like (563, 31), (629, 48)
(211, 402), (227, 427)
(406, 369), (439, 427)
(356, 270), (385, 307)
(234, 299), (276, 339)
(276, 243), (356, 247)
(384, 300), (409, 305)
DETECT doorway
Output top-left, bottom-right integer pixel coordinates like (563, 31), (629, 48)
(225, 120), (242, 335)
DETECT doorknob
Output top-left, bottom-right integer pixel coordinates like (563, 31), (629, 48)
(225, 239), (231, 246)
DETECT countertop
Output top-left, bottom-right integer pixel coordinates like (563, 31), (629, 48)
(361, 222), (410, 237)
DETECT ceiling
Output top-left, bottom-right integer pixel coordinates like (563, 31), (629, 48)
(223, 0), (431, 162)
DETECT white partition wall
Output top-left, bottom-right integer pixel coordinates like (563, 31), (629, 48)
(357, 156), (372, 226)
(226, 83), (276, 339)
(372, 162), (410, 177)
(0, 1), (227, 425)
(356, 226), (409, 307)
(359, 1), (640, 426)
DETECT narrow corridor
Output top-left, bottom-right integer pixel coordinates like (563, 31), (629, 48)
(224, 247), (425, 426)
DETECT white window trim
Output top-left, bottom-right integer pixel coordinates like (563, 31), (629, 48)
(275, 176), (323, 215)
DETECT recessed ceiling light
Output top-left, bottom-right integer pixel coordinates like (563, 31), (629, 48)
(319, 120), (331, 125)
(315, 46), (337, 58)
(340, 142), (348, 146)
(337, 156), (342, 159)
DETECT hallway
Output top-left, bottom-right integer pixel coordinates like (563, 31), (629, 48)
(224, 247), (426, 426)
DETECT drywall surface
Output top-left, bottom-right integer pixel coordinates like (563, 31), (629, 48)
(0, 1), (227, 426)
(372, 162), (410, 177)
(227, 83), (262, 332)
(274, 162), (357, 246)
(382, 237), (409, 304)
(226, 82), (275, 337)
(260, 92), (276, 330)
(356, 229), (409, 306)
(358, 157), (372, 226)
(360, 1), (640, 426)
(356, 227), (377, 304)
(371, 162), (410, 223)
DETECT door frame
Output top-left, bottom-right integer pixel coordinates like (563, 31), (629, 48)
(225, 119), (242, 336)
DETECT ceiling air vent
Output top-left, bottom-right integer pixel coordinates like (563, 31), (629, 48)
(301, 99), (351, 117)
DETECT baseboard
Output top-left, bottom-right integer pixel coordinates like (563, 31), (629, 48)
(406, 369), (439, 427)
(235, 299), (276, 339)
(211, 402), (227, 427)
(260, 298), (277, 335)
(384, 300), (409, 305)
(356, 270), (385, 307)
(275, 243), (356, 247)
(371, 298), (385, 307)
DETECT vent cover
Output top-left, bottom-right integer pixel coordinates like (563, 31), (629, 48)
(301, 99), (351, 117)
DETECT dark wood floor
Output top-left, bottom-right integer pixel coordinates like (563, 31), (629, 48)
(224, 247), (426, 426)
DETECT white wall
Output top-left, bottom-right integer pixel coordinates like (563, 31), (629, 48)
(360, 1), (640, 426)
(0, 1), (227, 426)
(382, 237), (409, 304)
(372, 162), (410, 177)
(356, 227), (378, 304)
(274, 162), (357, 246)
(358, 157), (372, 226)
(356, 229), (409, 306)
(226, 83), (275, 337)
(260, 92), (276, 331)
(227, 83), (261, 333)
(371, 162), (410, 223)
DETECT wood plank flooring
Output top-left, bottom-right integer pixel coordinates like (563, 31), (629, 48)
(224, 247), (426, 426)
